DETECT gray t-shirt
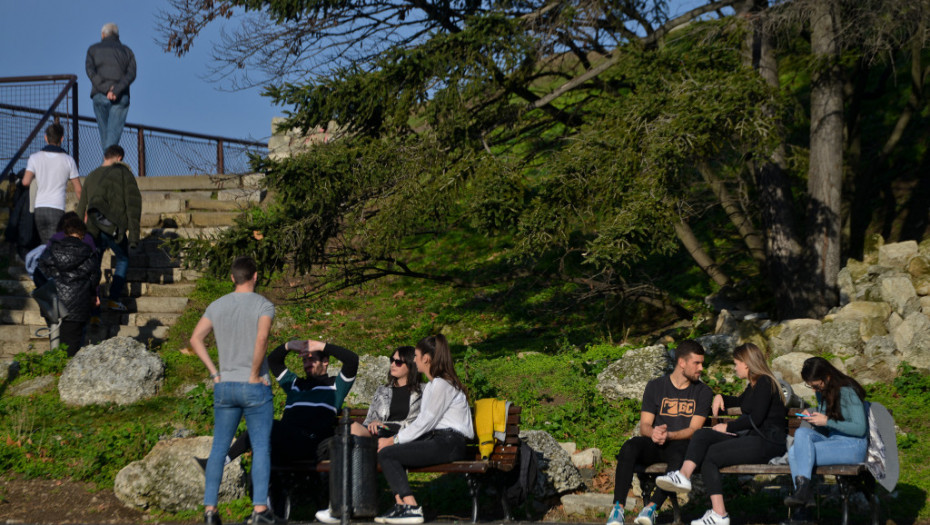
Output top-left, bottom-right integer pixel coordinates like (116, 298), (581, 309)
(204, 291), (275, 383)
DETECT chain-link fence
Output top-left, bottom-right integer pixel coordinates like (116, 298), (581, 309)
(1, 75), (266, 177)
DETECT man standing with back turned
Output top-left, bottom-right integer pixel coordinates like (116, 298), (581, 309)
(86, 22), (135, 150)
(76, 144), (141, 312)
(22, 122), (81, 244)
(191, 256), (277, 525)
(607, 340), (712, 525)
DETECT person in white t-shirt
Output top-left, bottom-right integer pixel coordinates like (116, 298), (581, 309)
(22, 123), (81, 243)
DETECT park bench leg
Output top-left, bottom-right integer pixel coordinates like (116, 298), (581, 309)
(836, 476), (853, 525)
(466, 473), (482, 523)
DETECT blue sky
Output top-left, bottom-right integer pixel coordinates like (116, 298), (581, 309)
(0, 0), (282, 143)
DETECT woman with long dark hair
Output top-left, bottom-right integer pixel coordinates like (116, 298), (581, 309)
(655, 343), (787, 525)
(784, 357), (868, 508)
(375, 334), (473, 525)
(350, 345), (422, 438)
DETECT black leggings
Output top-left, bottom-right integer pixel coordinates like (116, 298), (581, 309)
(229, 420), (327, 465)
(613, 436), (689, 506)
(378, 430), (468, 499)
(684, 428), (786, 495)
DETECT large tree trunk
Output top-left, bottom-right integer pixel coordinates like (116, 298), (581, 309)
(739, 0), (806, 319)
(805, 0), (844, 316)
(674, 220), (731, 287)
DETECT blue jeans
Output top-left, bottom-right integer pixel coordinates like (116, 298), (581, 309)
(788, 426), (867, 482)
(92, 92), (130, 150)
(204, 381), (273, 507)
(97, 231), (129, 301)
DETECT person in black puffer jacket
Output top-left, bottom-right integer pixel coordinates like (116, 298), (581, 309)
(37, 214), (101, 356)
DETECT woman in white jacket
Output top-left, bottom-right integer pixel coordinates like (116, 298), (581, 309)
(375, 334), (474, 525)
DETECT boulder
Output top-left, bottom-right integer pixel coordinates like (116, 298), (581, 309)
(845, 258), (870, 284)
(764, 319), (821, 357)
(915, 277), (930, 297)
(845, 354), (901, 385)
(330, 354), (389, 406)
(559, 442), (577, 455)
(694, 335), (737, 362)
(771, 353), (815, 385)
(837, 267), (855, 305)
(570, 448), (603, 469)
(907, 255), (930, 279)
(864, 335), (897, 358)
(114, 436), (247, 512)
(833, 301), (891, 323)
(596, 345), (670, 402)
(899, 330), (930, 372)
(878, 241), (918, 270)
(794, 320), (862, 357)
(8, 375), (56, 397)
(879, 275), (918, 316)
(890, 312), (930, 356)
(0, 359), (19, 383)
(863, 234), (884, 264)
(58, 337), (164, 406)
(920, 238), (930, 257)
(520, 430), (584, 497)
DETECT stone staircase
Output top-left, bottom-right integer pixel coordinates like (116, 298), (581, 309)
(0, 174), (264, 358)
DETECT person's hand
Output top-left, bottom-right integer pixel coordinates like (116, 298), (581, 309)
(213, 374), (221, 384)
(712, 423), (730, 434)
(712, 394), (725, 416)
(651, 424), (667, 445)
(248, 374), (270, 386)
(805, 412), (828, 426)
(368, 421), (383, 435)
(286, 339), (310, 354)
(378, 437), (394, 451)
(107, 88), (117, 102)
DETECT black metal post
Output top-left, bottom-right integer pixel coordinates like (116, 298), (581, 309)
(71, 81), (79, 169)
(340, 407), (351, 525)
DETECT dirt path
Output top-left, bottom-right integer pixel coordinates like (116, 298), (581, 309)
(0, 475), (152, 524)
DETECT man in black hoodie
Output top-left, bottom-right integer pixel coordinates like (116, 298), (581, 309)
(86, 22), (136, 150)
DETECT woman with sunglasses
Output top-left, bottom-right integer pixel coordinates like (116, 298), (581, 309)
(315, 346), (423, 524)
(349, 346), (423, 439)
(375, 334), (474, 525)
(784, 356), (868, 510)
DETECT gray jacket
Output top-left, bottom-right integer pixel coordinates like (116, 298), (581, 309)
(362, 384), (421, 428)
(85, 35), (136, 98)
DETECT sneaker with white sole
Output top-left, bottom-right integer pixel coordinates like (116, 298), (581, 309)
(606, 503), (624, 525)
(315, 507), (339, 524)
(656, 470), (692, 493)
(383, 505), (424, 524)
(633, 504), (657, 525)
(375, 504), (404, 524)
(690, 509), (730, 525)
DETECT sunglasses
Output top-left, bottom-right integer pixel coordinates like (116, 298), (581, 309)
(390, 358), (406, 366)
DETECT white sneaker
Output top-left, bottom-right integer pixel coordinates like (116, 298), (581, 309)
(690, 509), (730, 525)
(606, 503), (624, 525)
(315, 507), (339, 524)
(656, 470), (692, 493)
(633, 504), (657, 525)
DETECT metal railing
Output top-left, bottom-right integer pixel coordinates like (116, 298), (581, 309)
(1, 75), (266, 177)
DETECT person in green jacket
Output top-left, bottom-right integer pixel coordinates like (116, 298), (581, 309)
(75, 144), (141, 312)
(785, 357), (868, 512)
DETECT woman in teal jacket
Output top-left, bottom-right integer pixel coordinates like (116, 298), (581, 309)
(785, 357), (867, 508)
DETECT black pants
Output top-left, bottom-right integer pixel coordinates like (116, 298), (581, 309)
(229, 420), (328, 465)
(613, 436), (689, 506)
(378, 430), (468, 499)
(684, 428), (786, 495)
(59, 320), (85, 357)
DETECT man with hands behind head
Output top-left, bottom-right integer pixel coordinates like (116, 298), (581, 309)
(217, 337), (359, 468)
(607, 340), (713, 525)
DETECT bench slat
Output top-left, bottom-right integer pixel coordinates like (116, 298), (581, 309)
(642, 462), (868, 476)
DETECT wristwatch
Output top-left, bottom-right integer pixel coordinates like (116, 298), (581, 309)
(210, 372), (220, 380)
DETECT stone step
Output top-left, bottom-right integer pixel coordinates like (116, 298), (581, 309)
(135, 174), (260, 192)
(186, 198), (244, 211)
(0, 324), (41, 342)
(141, 227), (229, 240)
(138, 211), (242, 229)
(0, 295), (186, 316)
(127, 282), (196, 298)
(0, 279), (34, 295)
(0, 325), (169, 358)
(0, 296), (39, 311)
(125, 267), (201, 283)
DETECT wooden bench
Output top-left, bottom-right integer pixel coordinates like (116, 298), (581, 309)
(271, 405), (522, 522)
(637, 416), (880, 525)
